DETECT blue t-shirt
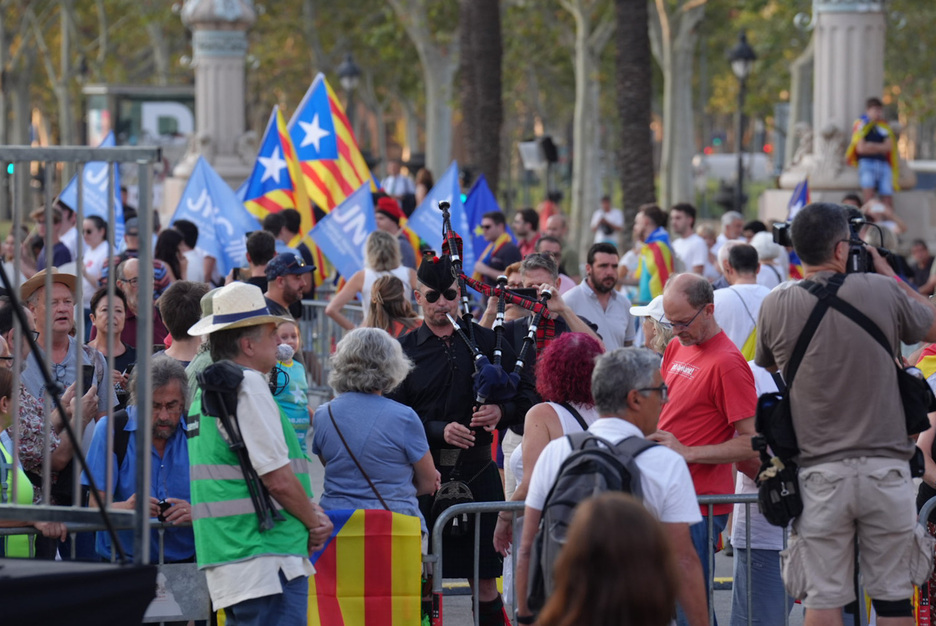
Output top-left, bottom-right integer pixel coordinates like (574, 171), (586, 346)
(35, 242), (72, 271)
(312, 392), (430, 531)
(273, 359), (310, 454)
(81, 406), (194, 562)
(22, 336), (118, 417)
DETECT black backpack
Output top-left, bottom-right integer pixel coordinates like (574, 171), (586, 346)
(526, 433), (656, 613)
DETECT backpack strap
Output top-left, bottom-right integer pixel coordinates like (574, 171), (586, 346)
(111, 410), (131, 469)
(559, 402), (590, 431)
(566, 431), (613, 451)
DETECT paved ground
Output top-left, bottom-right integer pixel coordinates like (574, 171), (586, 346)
(308, 456), (807, 625)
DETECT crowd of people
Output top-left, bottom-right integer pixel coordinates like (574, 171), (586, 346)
(2, 151), (936, 626)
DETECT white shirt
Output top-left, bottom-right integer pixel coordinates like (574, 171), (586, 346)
(60, 225), (79, 260)
(526, 417), (702, 526)
(509, 402), (599, 486)
(184, 248), (207, 284)
(713, 284), (770, 353)
(81, 242), (111, 309)
(563, 280), (635, 350)
(732, 363), (787, 549)
(203, 369), (316, 610)
(590, 208), (624, 245)
(361, 266), (411, 306)
(757, 263), (784, 290)
(672, 234), (709, 274)
(380, 174), (415, 197)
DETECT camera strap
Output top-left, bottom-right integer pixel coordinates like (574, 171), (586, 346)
(807, 277), (899, 363)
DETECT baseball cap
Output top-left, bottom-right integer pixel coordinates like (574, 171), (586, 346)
(265, 252), (315, 280)
(629, 294), (667, 323)
(124, 217), (139, 237)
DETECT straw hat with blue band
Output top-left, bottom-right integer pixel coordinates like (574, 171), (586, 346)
(187, 282), (293, 336)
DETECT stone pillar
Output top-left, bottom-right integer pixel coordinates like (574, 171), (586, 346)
(813, 0), (886, 136)
(163, 0), (257, 215)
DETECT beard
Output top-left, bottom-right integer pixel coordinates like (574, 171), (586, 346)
(152, 419), (179, 440)
(589, 275), (616, 294)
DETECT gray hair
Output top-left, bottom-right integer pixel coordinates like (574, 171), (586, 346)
(520, 253), (559, 281)
(716, 240), (741, 269)
(664, 273), (713, 308)
(129, 356), (190, 408)
(721, 211), (744, 227)
(328, 327), (413, 394)
(592, 348), (660, 416)
(209, 324), (265, 362)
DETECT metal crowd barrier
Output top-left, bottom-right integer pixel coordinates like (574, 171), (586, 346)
(298, 298), (362, 406)
(429, 495), (779, 626)
(0, 145), (161, 567)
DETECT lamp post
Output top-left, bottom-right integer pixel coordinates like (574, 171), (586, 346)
(729, 31), (756, 214)
(337, 53), (361, 131)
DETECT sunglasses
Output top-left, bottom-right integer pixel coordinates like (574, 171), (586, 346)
(424, 288), (458, 303)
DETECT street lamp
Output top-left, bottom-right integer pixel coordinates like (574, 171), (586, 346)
(728, 31), (756, 214)
(336, 53), (361, 129)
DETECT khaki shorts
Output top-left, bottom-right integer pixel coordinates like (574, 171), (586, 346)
(782, 457), (932, 609)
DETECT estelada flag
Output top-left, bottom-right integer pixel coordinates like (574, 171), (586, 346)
(634, 226), (674, 304)
(308, 509), (422, 625)
(786, 179), (808, 279)
(288, 74), (374, 213)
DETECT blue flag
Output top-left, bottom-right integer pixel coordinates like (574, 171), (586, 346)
(310, 183), (375, 279)
(406, 161), (475, 276)
(787, 178), (809, 221)
(464, 174), (518, 264)
(169, 157), (261, 277)
(58, 131), (125, 248)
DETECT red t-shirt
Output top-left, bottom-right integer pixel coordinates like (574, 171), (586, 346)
(658, 331), (756, 515)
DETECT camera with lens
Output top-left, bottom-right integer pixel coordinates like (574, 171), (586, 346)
(772, 208), (898, 275)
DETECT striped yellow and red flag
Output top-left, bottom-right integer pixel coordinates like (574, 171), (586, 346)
(288, 74), (375, 215)
(634, 227), (674, 303)
(308, 509), (422, 625)
(241, 106), (328, 284)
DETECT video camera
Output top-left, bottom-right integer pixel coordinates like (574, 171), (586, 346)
(772, 207), (898, 274)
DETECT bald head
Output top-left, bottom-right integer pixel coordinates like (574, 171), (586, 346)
(664, 273), (713, 308)
(545, 214), (568, 240)
(662, 273), (718, 346)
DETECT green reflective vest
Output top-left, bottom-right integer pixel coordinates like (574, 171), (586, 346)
(187, 385), (313, 569)
(1, 434), (35, 558)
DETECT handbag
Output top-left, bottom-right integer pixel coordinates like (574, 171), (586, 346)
(809, 274), (936, 436)
(328, 406), (389, 510)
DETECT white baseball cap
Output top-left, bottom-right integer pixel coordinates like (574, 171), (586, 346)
(629, 294), (668, 323)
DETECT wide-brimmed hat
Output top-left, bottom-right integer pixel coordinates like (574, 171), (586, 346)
(187, 282), (293, 336)
(20, 267), (77, 302)
(629, 294), (668, 323)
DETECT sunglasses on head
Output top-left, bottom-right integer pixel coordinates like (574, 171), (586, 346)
(286, 254), (306, 269)
(424, 288), (458, 303)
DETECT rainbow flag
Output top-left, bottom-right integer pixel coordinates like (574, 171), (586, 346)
(242, 106), (326, 283)
(288, 74), (374, 214)
(634, 227), (674, 303)
(308, 509), (422, 626)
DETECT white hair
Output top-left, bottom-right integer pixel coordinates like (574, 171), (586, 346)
(721, 211), (744, 227)
(329, 327), (413, 394)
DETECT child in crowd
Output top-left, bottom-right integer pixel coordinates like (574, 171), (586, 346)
(273, 320), (313, 455)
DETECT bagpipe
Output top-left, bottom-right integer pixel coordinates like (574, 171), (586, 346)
(436, 201), (553, 406)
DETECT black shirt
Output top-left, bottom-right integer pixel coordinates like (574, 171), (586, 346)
(389, 321), (537, 457)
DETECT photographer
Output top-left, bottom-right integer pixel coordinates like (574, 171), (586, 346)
(756, 202), (936, 625)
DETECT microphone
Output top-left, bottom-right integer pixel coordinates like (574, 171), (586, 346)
(276, 344), (295, 362)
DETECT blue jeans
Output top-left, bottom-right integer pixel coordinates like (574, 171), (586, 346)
(858, 158), (893, 196)
(224, 571), (308, 626)
(730, 548), (794, 626)
(677, 514), (729, 626)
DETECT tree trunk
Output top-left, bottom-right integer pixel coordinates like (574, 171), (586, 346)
(459, 0), (503, 195)
(57, 0), (75, 149)
(387, 0), (459, 179)
(564, 0), (614, 264)
(400, 97), (421, 174)
(650, 0), (705, 209)
(615, 0), (655, 249)
(145, 21), (170, 86)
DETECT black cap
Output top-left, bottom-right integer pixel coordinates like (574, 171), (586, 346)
(417, 255), (457, 291)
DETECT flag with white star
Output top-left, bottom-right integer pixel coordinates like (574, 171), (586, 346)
(287, 74), (374, 214)
(243, 106), (322, 282)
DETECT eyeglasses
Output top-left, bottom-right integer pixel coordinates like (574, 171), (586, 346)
(286, 254), (306, 269)
(481, 224), (495, 231)
(662, 306), (705, 331)
(637, 383), (669, 402)
(119, 277), (139, 286)
(83, 229), (95, 235)
(52, 362), (67, 384)
(424, 288), (458, 303)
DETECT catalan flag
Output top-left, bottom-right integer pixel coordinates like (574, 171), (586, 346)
(634, 227), (674, 304)
(288, 74), (374, 214)
(845, 114), (900, 192)
(242, 106), (325, 283)
(308, 509), (422, 626)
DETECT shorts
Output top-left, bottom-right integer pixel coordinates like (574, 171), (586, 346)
(858, 159), (894, 196)
(782, 457), (931, 609)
